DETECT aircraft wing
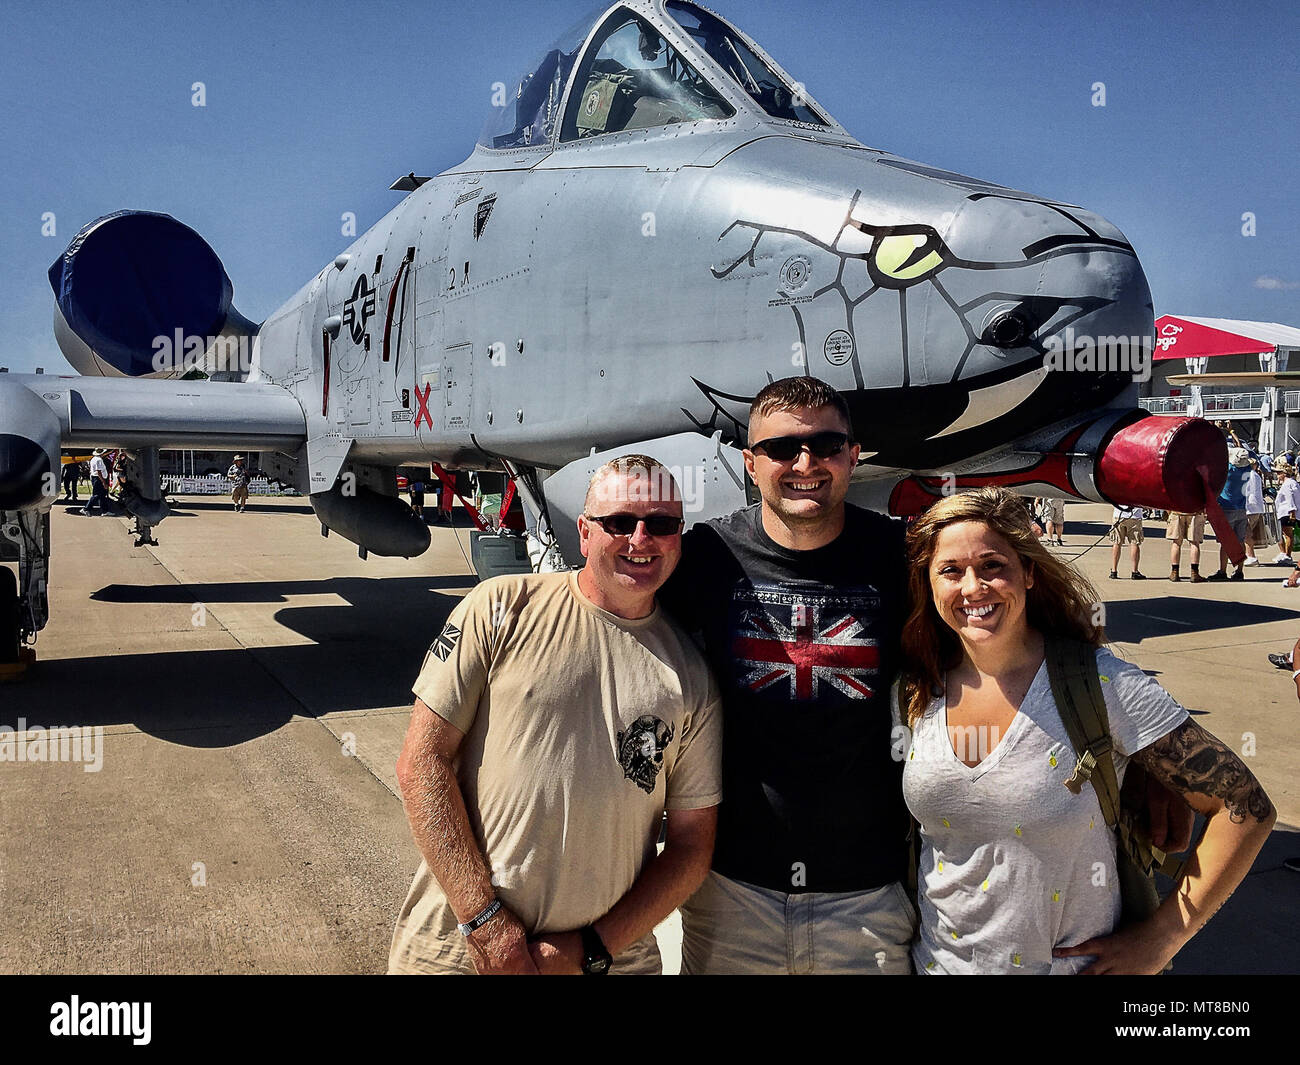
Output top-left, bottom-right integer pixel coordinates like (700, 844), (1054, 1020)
(8, 373), (306, 451)
(0, 373), (306, 510)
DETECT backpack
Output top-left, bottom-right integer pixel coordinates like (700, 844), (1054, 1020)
(1043, 637), (1186, 935)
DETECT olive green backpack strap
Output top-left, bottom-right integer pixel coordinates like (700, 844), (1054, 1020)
(1043, 636), (1122, 829)
(1044, 637), (1181, 881)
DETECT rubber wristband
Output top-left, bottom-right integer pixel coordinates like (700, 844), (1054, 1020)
(457, 898), (503, 936)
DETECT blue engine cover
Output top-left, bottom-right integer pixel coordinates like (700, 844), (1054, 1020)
(49, 211), (233, 377)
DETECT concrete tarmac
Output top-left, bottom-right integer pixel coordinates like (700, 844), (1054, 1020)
(1, 497), (1295, 974)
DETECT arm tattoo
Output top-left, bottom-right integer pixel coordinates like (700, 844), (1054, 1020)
(1134, 719), (1274, 824)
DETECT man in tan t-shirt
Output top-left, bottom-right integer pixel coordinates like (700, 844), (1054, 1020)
(388, 454), (722, 974)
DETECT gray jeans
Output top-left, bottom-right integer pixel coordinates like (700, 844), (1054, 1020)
(680, 871), (918, 974)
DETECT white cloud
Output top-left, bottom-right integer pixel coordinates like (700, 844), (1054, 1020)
(1255, 276), (1300, 290)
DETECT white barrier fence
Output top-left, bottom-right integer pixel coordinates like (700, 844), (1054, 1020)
(165, 475), (299, 497)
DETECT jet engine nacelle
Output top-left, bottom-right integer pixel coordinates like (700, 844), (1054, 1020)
(310, 485), (431, 558)
(0, 379), (60, 511)
(49, 211), (255, 379)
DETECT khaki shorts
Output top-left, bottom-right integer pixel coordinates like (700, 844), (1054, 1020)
(679, 871), (917, 975)
(1165, 512), (1205, 543)
(1110, 517), (1144, 544)
(1245, 513), (1267, 544)
(1044, 499), (1065, 524)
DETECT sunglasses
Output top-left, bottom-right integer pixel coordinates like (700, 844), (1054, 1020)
(584, 513), (684, 537)
(749, 431), (852, 462)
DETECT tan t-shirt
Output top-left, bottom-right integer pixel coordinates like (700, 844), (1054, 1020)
(388, 570), (723, 974)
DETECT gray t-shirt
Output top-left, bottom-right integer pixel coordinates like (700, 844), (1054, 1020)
(898, 647), (1188, 974)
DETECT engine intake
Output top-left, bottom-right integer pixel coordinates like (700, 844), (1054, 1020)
(49, 211), (254, 378)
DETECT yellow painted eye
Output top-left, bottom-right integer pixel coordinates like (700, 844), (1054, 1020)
(1013, 823), (1023, 837)
(872, 231), (945, 284)
(1100, 674), (1110, 683)
(1049, 753), (1057, 768)
(1011, 952), (1023, 967)
(981, 879), (990, 892)
(1052, 889), (1061, 902)
(938, 859), (944, 873)
(951, 930), (959, 940)
(941, 816), (951, 828)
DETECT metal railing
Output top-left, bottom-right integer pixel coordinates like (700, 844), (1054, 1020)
(1140, 390), (1300, 415)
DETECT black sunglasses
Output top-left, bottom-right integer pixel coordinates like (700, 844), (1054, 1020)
(585, 513), (684, 537)
(749, 431), (852, 462)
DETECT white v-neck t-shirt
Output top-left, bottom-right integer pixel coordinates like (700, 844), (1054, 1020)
(899, 647), (1187, 974)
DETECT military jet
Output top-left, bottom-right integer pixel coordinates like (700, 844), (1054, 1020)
(0, 0), (1238, 664)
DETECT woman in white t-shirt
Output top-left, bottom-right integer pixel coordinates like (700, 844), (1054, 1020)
(896, 488), (1274, 974)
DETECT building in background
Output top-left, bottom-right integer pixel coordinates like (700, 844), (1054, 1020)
(1142, 316), (1300, 454)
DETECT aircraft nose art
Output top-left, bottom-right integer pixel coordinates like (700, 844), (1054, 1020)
(697, 140), (1153, 467)
(846, 191), (1151, 466)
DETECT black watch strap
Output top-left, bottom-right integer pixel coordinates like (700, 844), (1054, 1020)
(579, 924), (612, 975)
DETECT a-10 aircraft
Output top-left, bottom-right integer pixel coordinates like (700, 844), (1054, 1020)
(0, 0), (1239, 665)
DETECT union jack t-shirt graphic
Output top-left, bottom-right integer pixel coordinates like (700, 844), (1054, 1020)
(730, 588), (881, 702)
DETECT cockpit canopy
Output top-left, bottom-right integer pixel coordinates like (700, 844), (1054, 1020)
(664, 2), (828, 125)
(476, 1), (835, 152)
(477, 8), (593, 150)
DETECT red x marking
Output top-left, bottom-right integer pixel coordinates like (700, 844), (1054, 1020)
(413, 383), (434, 430)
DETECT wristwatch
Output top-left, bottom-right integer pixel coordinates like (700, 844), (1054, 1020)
(579, 924), (612, 975)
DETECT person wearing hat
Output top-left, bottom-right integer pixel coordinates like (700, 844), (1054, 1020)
(83, 448), (111, 516)
(1273, 461), (1299, 566)
(227, 455), (251, 513)
(1207, 447), (1253, 581)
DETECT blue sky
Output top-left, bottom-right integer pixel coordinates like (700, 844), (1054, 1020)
(1, 0), (1295, 373)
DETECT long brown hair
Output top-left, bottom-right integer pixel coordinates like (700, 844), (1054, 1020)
(899, 488), (1103, 725)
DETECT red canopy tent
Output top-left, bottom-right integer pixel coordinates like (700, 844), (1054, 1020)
(1153, 316), (1300, 457)
(1154, 315), (1300, 361)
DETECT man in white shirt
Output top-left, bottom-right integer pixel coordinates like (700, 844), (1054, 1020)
(1242, 459), (1266, 566)
(1108, 504), (1145, 580)
(83, 449), (111, 516)
(1274, 463), (1299, 565)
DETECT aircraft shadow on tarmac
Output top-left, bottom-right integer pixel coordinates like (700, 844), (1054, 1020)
(1102, 597), (1297, 644)
(21, 576), (479, 746)
(28, 574), (1291, 747)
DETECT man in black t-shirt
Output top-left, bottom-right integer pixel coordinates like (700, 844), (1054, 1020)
(660, 376), (916, 974)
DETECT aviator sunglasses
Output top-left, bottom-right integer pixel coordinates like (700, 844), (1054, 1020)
(584, 513), (684, 537)
(748, 431), (851, 462)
